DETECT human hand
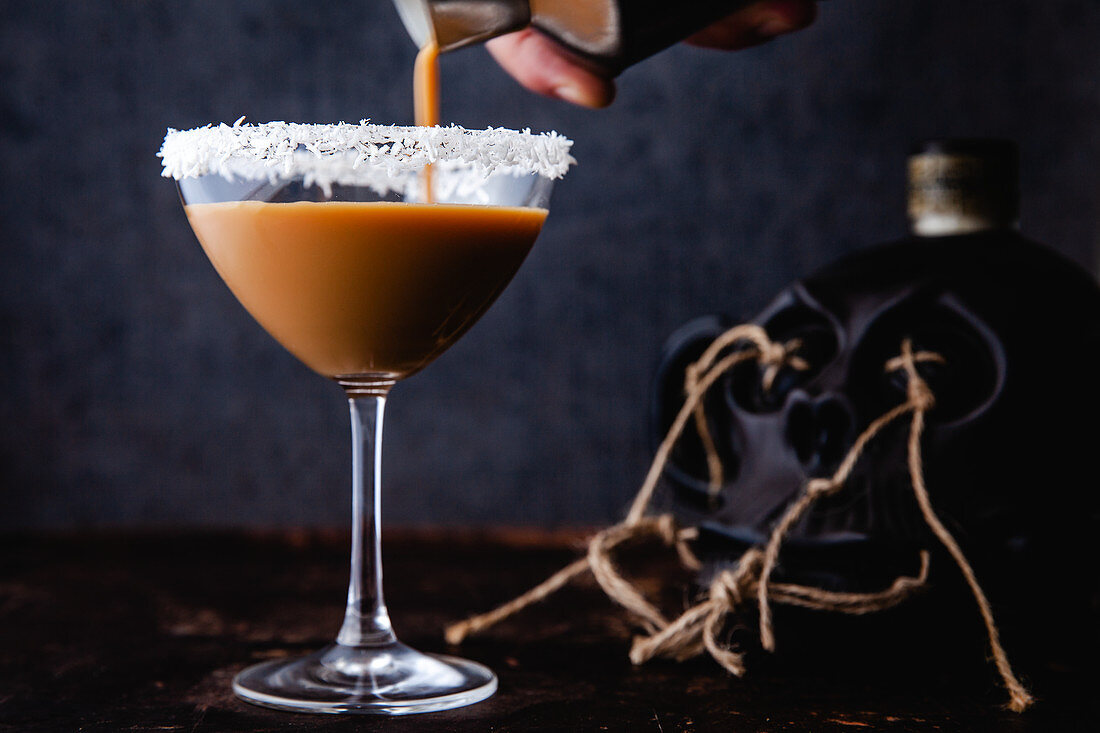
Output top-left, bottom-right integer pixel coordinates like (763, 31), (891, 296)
(486, 0), (818, 108)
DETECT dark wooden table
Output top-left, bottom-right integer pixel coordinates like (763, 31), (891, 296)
(0, 530), (1092, 732)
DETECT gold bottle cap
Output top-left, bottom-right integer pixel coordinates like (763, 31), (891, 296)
(907, 139), (1019, 236)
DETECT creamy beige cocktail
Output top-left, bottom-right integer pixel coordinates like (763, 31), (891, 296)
(186, 200), (546, 379)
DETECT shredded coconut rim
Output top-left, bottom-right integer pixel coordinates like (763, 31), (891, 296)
(159, 120), (575, 193)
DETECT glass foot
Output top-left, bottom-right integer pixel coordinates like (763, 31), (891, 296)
(233, 641), (497, 715)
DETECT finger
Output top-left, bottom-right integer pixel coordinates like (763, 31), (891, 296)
(686, 0), (818, 50)
(487, 29), (616, 108)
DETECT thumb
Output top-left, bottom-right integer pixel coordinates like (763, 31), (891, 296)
(487, 29), (616, 108)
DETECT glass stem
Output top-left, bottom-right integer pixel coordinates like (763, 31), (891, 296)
(337, 385), (397, 648)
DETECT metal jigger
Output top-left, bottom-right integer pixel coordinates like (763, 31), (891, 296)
(392, 0), (530, 53)
(391, 0), (755, 75)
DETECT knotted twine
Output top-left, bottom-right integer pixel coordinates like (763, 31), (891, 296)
(445, 325), (1034, 712)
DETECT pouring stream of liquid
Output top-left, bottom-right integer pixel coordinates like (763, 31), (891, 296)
(413, 39), (441, 202)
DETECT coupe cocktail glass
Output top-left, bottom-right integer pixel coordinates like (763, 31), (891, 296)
(159, 121), (573, 714)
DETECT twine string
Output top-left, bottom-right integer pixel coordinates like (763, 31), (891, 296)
(631, 325), (774, 524)
(444, 327), (1033, 712)
(685, 326), (808, 495)
(892, 340), (1034, 713)
(447, 326), (770, 646)
(587, 516), (682, 633)
(756, 397), (920, 651)
(444, 556), (590, 645)
(630, 548), (931, 674)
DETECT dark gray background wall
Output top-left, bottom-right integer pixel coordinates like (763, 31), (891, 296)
(2, 1), (1097, 529)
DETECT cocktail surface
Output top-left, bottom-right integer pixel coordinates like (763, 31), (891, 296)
(186, 200), (547, 379)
